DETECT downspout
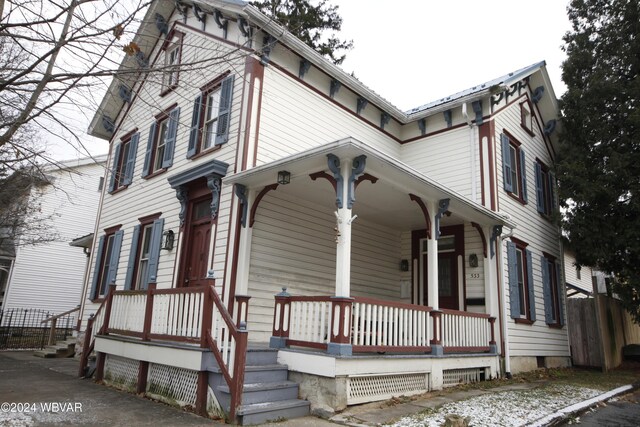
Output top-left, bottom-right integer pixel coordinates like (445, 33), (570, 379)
(462, 104), (478, 203)
(498, 224), (515, 378)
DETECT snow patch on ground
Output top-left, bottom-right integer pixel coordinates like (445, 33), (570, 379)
(389, 384), (601, 427)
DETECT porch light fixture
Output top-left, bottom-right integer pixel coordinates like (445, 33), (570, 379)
(277, 170), (291, 185)
(469, 253), (479, 268)
(161, 230), (175, 251)
(400, 259), (409, 272)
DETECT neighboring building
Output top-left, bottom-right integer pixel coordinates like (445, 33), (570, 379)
(78, 0), (567, 422)
(2, 155), (106, 313)
(564, 249), (596, 298)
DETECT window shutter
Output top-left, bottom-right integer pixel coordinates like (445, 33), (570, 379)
(556, 261), (564, 326)
(108, 144), (122, 193)
(507, 242), (520, 319)
(123, 133), (139, 185)
(520, 148), (528, 203)
(526, 249), (536, 322)
(501, 134), (513, 192)
(215, 74), (235, 146)
(144, 218), (164, 289)
(541, 256), (553, 324)
(549, 172), (557, 211)
(142, 122), (156, 177)
(535, 162), (545, 213)
(90, 235), (106, 300)
(106, 230), (124, 287)
(187, 94), (203, 158)
(124, 225), (141, 290)
(162, 107), (180, 168)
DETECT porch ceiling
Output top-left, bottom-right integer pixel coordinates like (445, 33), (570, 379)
(224, 138), (516, 231)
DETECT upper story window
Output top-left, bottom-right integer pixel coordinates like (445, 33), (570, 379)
(108, 131), (139, 193)
(507, 239), (536, 323)
(142, 105), (181, 178)
(542, 254), (564, 327)
(161, 31), (183, 95)
(520, 100), (535, 135)
(187, 74), (235, 158)
(501, 132), (528, 204)
(535, 160), (556, 217)
(90, 227), (124, 300)
(124, 215), (164, 291)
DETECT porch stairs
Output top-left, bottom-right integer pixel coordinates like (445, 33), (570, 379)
(33, 338), (76, 358)
(209, 346), (310, 425)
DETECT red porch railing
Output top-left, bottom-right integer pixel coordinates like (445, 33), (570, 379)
(79, 281), (249, 423)
(272, 292), (496, 354)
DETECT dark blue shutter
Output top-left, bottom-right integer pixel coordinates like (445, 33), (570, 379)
(90, 235), (106, 300)
(145, 218), (164, 288)
(187, 94), (203, 158)
(549, 172), (557, 211)
(535, 162), (545, 213)
(541, 256), (553, 324)
(215, 75), (235, 146)
(108, 144), (122, 193)
(520, 148), (528, 203)
(124, 225), (141, 290)
(123, 133), (139, 185)
(526, 249), (536, 322)
(142, 122), (156, 177)
(106, 230), (124, 286)
(556, 261), (564, 326)
(507, 242), (520, 319)
(501, 134), (513, 192)
(162, 107), (180, 168)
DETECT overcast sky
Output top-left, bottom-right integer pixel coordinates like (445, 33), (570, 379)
(49, 0), (572, 160)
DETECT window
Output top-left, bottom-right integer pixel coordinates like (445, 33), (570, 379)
(501, 132), (528, 204)
(507, 240), (536, 323)
(124, 217), (164, 290)
(0, 258), (13, 307)
(187, 74), (235, 158)
(90, 228), (124, 300)
(161, 31), (183, 94)
(142, 105), (180, 178)
(108, 131), (139, 192)
(535, 160), (556, 216)
(520, 100), (535, 135)
(542, 254), (564, 327)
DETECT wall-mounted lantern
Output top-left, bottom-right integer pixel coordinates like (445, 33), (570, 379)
(162, 230), (175, 251)
(277, 170), (291, 185)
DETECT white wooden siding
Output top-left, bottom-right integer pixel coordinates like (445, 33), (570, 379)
(4, 161), (105, 313)
(494, 96), (569, 357)
(564, 251), (594, 296)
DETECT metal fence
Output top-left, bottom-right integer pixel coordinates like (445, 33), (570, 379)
(0, 308), (75, 350)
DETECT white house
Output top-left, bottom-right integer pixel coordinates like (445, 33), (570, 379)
(78, 0), (568, 423)
(2, 155), (106, 314)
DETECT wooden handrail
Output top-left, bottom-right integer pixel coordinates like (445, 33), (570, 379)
(40, 305), (80, 324)
(440, 308), (491, 318)
(353, 296), (433, 312)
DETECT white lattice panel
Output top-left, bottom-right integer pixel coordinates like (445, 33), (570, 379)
(347, 372), (429, 405)
(442, 368), (485, 387)
(146, 363), (198, 407)
(104, 355), (138, 391)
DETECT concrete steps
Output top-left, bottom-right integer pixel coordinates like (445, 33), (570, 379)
(210, 347), (310, 425)
(33, 339), (76, 358)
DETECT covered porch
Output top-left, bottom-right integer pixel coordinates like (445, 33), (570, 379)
(226, 137), (514, 358)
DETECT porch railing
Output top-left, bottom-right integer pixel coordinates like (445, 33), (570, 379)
(272, 292), (496, 354)
(79, 281), (249, 422)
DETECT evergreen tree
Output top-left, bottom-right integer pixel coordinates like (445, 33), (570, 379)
(252, 0), (353, 65)
(557, 0), (640, 320)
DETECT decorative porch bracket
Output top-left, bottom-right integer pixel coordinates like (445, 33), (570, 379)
(434, 198), (450, 240)
(235, 184), (248, 227)
(207, 176), (221, 220)
(327, 154), (344, 208)
(175, 186), (189, 226)
(471, 222), (488, 258)
(490, 225), (503, 258)
(347, 155), (367, 209)
(249, 184), (278, 228)
(409, 194), (431, 239)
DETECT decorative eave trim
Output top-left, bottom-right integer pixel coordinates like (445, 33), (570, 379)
(167, 159), (229, 188)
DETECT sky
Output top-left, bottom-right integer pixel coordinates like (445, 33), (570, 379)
(49, 0), (572, 160)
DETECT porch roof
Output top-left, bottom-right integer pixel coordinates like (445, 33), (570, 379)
(224, 138), (516, 230)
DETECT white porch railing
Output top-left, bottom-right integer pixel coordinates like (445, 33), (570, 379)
(287, 296), (333, 348)
(440, 309), (494, 352)
(109, 291), (146, 334)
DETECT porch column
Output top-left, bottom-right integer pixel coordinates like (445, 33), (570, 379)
(426, 201), (439, 310)
(234, 186), (255, 297)
(334, 156), (354, 298)
(483, 225), (499, 319)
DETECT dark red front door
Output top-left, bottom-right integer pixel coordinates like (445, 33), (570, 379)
(180, 197), (212, 287)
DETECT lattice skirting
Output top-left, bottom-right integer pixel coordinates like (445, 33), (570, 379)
(146, 363), (199, 408)
(442, 367), (486, 387)
(346, 372), (430, 405)
(103, 355), (139, 392)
